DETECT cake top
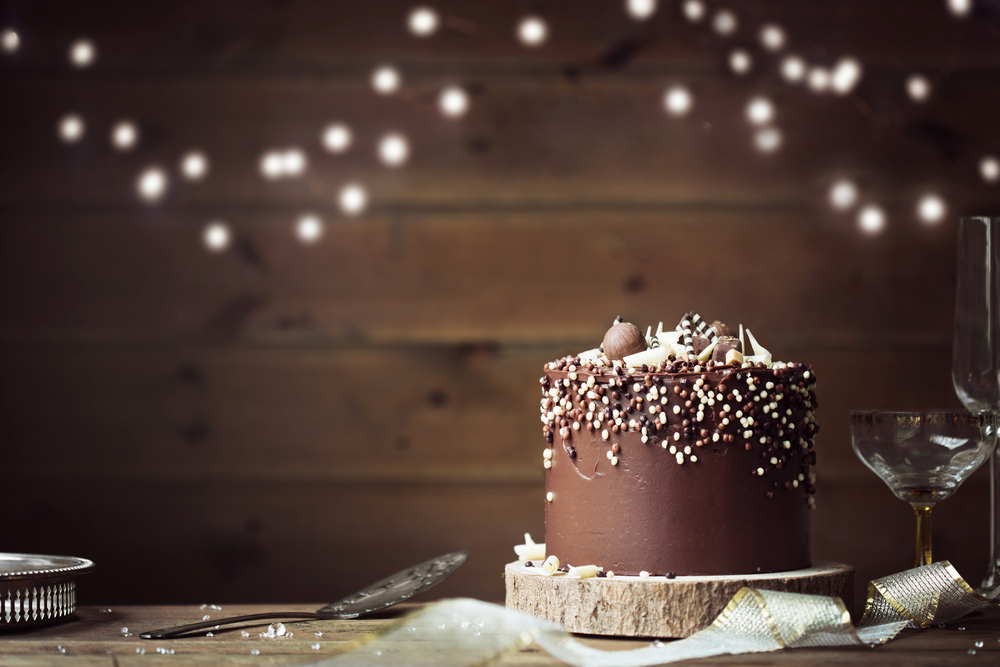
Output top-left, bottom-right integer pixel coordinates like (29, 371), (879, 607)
(546, 311), (794, 376)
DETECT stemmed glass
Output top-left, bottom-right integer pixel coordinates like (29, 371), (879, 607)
(952, 216), (1000, 591)
(851, 411), (995, 567)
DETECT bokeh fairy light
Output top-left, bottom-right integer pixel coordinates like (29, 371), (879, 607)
(322, 124), (353, 154)
(712, 10), (737, 36)
(728, 50), (751, 75)
(69, 39), (95, 68)
(746, 97), (774, 126)
(111, 121), (138, 151)
(829, 180), (859, 210)
(663, 86), (693, 116)
(781, 56), (806, 83)
(58, 114), (85, 143)
(917, 194), (946, 224)
(858, 205), (886, 234)
(808, 67), (830, 93)
(378, 133), (410, 167)
(626, 0), (657, 21)
(439, 86), (470, 118)
(753, 127), (781, 153)
(408, 7), (439, 36)
(517, 16), (547, 47)
(371, 66), (401, 95)
(295, 214), (324, 244)
(682, 1), (705, 22)
(1, 28), (18, 53)
(180, 151), (209, 181)
(947, 0), (973, 18)
(202, 222), (230, 252)
(136, 167), (168, 202)
(338, 183), (368, 216)
(759, 24), (785, 51)
(981, 156), (1000, 183)
(906, 74), (931, 102)
(830, 58), (862, 95)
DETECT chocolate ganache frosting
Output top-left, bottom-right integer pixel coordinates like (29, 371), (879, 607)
(540, 313), (817, 576)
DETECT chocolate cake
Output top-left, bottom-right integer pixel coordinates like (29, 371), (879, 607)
(540, 312), (817, 576)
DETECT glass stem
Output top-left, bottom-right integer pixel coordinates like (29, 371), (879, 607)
(982, 449), (1000, 592)
(913, 504), (933, 568)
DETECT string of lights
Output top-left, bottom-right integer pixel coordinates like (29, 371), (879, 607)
(0, 0), (996, 252)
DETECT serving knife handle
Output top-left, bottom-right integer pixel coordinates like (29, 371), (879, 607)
(139, 611), (324, 639)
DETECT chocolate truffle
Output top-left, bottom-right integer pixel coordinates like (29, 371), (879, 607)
(602, 322), (646, 361)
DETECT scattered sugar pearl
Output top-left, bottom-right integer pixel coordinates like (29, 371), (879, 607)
(546, 491), (554, 501)
(611, 456), (619, 465)
(675, 452), (684, 464)
(640, 571), (650, 578)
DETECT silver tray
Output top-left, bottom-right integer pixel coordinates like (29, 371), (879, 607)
(0, 552), (95, 630)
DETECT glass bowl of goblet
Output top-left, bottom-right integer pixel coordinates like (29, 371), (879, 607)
(850, 410), (995, 568)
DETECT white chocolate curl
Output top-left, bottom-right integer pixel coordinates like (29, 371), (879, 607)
(744, 329), (773, 366)
(624, 346), (667, 368)
(541, 555), (560, 576)
(567, 565), (599, 579)
(514, 533), (546, 561)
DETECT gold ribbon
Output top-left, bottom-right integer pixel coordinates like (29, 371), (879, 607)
(314, 561), (998, 667)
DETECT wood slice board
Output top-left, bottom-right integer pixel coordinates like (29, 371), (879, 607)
(504, 560), (854, 638)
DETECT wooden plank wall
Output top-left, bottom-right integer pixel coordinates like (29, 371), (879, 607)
(1, 0), (999, 614)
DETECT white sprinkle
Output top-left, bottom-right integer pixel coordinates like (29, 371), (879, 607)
(673, 432), (681, 441)
(683, 446), (692, 455)
(634, 383), (643, 392)
(611, 456), (619, 466)
(696, 411), (704, 422)
(744, 430), (752, 438)
(669, 445), (677, 454)
(770, 457), (778, 464)
(690, 455), (698, 462)
(640, 571), (650, 578)
(543, 449), (553, 459)
(607, 571), (615, 578)
(757, 467), (764, 476)
(546, 492), (554, 501)
(659, 413), (667, 424)
(675, 452), (684, 464)
(783, 441), (791, 449)
(712, 433), (720, 442)
(793, 480), (799, 488)
(766, 382), (774, 390)
(673, 405), (681, 414)
(661, 441), (668, 449)
(722, 418), (729, 425)
(602, 430), (609, 440)
(759, 437), (767, 444)
(641, 435), (649, 443)
(543, 460), (552, 469)
(607, 450), (614, 459)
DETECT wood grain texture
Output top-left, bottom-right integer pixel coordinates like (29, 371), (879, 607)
(0, 209), (960, 345)
(505, 561), (854, 638)
(0, 603), (996, 665)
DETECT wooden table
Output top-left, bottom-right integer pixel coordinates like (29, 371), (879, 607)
(0, 604), (997, 665)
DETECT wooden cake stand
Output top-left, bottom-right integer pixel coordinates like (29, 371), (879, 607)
(504, 560), (854, 638)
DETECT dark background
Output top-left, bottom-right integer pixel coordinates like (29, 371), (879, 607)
(1, 0), (998, 614)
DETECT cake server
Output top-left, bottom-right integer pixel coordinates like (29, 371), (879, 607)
(140, 550), (469, 640)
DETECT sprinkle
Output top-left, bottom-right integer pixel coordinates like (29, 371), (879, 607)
(602, 429), (609, 440)
(683, 446), (692, 455)
(607, 571), (615, 578)
(690, 455), (698, 462)
(546, 492), (554, 501)
(661, 441), (668, 448)
(639, 571), (650, 578)
(641, 435), (649, 443)
(673, 405), (681, 414)
(669, 445), (677, 454)
(770, 457), (778, 464)
(607, 450), (613, 459)
(757, 467), (765, 476)
(675, 452), (684, 464)
(712, 433), (719, 442)
(543, 449), (553, 459)
(744, 430), (753, 438)
(543, 460), (551, 469)
(673, 432), (681, 441)
(611, 456), (619, 465)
